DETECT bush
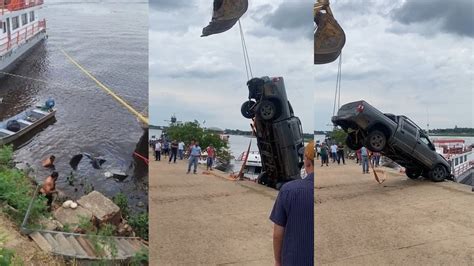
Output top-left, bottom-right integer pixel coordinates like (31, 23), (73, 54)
(112, 192), (129, 218)
(0, 146), (47, 224)
(128, 213), (148, 241)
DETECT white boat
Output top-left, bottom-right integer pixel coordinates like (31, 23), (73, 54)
(235, 150), (262, 181)
(0, 0), (47, 77)
(0, 105), (56, 145)
(433, 139), (474, 184)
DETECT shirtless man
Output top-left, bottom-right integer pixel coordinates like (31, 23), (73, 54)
(40, 172), (58, 211)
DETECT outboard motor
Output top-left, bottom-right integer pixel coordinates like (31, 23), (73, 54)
(45, 98), (55, 110)
(314, 0), (346, 64)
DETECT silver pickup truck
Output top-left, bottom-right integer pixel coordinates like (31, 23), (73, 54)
(332, 100), (451, 182)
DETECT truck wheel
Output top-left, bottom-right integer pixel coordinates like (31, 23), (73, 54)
(406, 168), (421, 179)
(257, 99), (278, 121)
(241, 100), (256, 119)
(346, 134), (362, 150)
(429, 165), (447, 182)
(366, 130), (386, 152)
(257, 172), (268, 185)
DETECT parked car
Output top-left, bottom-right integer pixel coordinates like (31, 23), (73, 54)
(241, 76), (304, 189)
(332, 100), (451, 182)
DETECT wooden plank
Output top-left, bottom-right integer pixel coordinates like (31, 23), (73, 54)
(76, 236), (98, 258)
(128, 239), (147, 252)
(114, 238), (133, 258)
(110, 238), (129, 259)
(29, 232), (53, 253)
(54, 234), (76, 257)
(118, 238), (138, 253)
(43, 233), (60, 253)
(66, 236), (89, 258)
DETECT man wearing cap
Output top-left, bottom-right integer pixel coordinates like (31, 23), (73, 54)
(270, 141), (314, 266)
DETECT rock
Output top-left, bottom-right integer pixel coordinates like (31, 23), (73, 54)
(137, 201), (145, 208)
(53, 206), (93, 231)
(77, 191), (121, 225)
(39, 218), (63, 231)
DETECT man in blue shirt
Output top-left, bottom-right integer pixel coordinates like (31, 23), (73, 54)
(361, 146), (369, 174)
(187, 140), (202, 174)
(270, 140), (314, 266)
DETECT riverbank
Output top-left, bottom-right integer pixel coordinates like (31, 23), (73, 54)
(149, 151), (277, 264)
(315, 160), (474, 264)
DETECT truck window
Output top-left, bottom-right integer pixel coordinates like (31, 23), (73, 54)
(402, 120), (417, 136)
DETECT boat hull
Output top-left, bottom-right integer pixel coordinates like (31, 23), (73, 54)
(0, 109), (56, 146)
(0, 30), (47, 78)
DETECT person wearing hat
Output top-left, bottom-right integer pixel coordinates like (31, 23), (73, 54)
(270, 140), (314, 266)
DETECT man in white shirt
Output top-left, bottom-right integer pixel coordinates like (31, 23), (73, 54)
(331, 144), (338, 163)
(155, 141), (162, 161)
(178, 141), (185, 160)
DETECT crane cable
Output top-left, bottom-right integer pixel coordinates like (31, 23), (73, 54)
(332, 53), (343, 117)
(238, 20), (253, 80)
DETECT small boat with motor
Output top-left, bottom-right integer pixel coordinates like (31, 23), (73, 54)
(235, 150), (262, 181)
(0, 98), (56, 145)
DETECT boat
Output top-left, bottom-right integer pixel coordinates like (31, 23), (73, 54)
(0, 104), (56, 145)
(235, 150), (262, 180)
(0, 0), (47, 77)
(433, 138), (474, 184)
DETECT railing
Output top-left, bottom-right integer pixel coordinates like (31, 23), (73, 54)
(0, 19), (46, 57)
(0, 0), (43, 15)
(20, 184), (41, 234)
(451, 161), (474, 178)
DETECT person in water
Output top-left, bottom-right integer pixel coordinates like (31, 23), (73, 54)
(270, 141), (314, 266)
(42, 155), (56, 168)
(40, 171), (59, 211)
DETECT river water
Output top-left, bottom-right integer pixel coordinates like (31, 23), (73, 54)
(0, 2), (148, 212)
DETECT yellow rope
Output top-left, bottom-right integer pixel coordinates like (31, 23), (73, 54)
(60, 48), (149, 125)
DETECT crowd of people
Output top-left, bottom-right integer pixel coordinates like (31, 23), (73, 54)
(150, 136), (217, 173)
(316, 141), (382, 174)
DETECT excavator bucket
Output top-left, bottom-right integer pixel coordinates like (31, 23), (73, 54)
(314, 2), (345, 64)
(201, 0), (248, 37)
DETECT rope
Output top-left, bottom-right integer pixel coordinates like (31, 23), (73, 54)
(238, 20), (253, 80)
(332, 53), (343, 117)
(60, 48), (149, 125)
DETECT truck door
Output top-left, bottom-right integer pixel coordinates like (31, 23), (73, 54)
(413, 132), (438, 168)
(393, 118), (417, 154)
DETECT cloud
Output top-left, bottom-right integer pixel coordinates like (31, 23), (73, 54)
(149, 0), (196, 11)
(390, 0), (474, 38)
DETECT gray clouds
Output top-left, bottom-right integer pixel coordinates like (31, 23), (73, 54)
(391, 0), (474, 38)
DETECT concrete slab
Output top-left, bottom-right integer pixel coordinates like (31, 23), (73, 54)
(53, 206), (93, 229)
(149, 152), (277, 265)
(77, 191), (121, 224)
(315, 160), (474, 265)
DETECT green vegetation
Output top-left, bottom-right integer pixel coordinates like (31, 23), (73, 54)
(328, 129), (347, 146)
(113, 193), (148, 241)
(130, 248), (149, 265)
(429, 127), (474, 136)
(112, 193), (129, 218)
(166, 121), (232, 163)
(0, 234), (15, 266)
(128, 213), (148, 241)
(0, 146), (47, 225)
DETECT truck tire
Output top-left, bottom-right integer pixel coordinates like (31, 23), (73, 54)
(257, 172), (268, 185)
(366, 130), (386, 152)
(241, 100), (256, 119)
(346, 134), (362, 150)
(429, 165), (447, 182)
(257, 99), (278, 121)
(406, 168), (421, 179)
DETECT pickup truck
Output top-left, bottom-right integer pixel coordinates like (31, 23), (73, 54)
(332, 100), (451, 182)
(241, 76), (304, 189)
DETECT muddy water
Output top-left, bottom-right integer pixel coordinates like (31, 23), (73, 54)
(0, 2), (148, 212)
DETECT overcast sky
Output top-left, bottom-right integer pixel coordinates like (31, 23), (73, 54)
(149, 0), (314, 132)
(315, 0), (473, 131)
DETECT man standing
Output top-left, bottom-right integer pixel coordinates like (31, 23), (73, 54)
(361, 146), (369, 174)
(187, 140), (201, 174)
(320, 143), (329, 167)
(154, 141), (162, 161)
(270, 141), (314, 266)
(163, 139), (170, 159)
(40, 172), (59, 211)
(178, 140), (185, 160)
(337, 142), (345, 165)
(331, 143), (338, 163)
(169, 140), (179, 164)
(206, 144), (216, 171)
